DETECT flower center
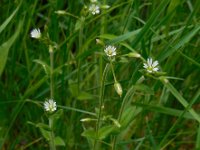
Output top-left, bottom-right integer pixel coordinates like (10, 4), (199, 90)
(107, 49), (113, 55)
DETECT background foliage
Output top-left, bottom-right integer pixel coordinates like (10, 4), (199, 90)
(0, 0), (200, 149)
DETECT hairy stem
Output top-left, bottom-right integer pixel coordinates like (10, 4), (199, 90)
(93, 64), (109, 150)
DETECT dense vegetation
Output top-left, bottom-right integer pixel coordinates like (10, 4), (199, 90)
(0, 0), (200, 149)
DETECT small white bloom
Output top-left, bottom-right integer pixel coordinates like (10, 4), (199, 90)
(44, 99), (57, 112)
(104, 45), (117, 57)
(89, 4), (100, 15)
(30, 28), (41, 39)
(143, 58), (159, 73)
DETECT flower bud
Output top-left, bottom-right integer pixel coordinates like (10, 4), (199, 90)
(96, 39), (104, 46)
(114, 82), (123, 97)
(49, 45), (53, 53)
(127, 52), (141, 58)
(101, 5), (110, 9)
(80, 118), (96, 122)
(54, 10), (66, 15)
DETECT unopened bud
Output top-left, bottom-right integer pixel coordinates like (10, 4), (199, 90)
(49, 45), (53, 53)
(90, 0), (97, 3)
(54, 10), (66, 15)
(114, 82), (123, 97)
(127, 52), (141, 58)
(80, 118), (96, 122)
(159, 76), (169, 84)
(110, 118), (121, 128)
(96, 39), (104, 46)
(101, 5), (110, 9)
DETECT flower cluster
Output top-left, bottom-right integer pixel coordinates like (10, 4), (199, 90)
(143, 58), (159, 73)
(44, 99), (57, 113)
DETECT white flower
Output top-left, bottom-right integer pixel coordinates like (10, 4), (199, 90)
(89, 4), (100, 15)
(104, 45), (117, 57)
(30, 28), (41, 39)
(143, 58), (159, 73)
(44, 99), (57, 112)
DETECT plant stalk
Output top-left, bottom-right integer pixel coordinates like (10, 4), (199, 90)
(49, 46), (54, 99)
(49, 117), (56, 150)
(93, 64), (109, 150)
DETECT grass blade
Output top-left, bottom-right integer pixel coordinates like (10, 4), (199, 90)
(0, 3), (21, 34)
(0, 20), (23, 76)
(160, 78), (200, 123)
(158, 26), (200, 62)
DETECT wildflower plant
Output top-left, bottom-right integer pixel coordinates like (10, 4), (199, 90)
(29, 27), (65, 149)
(2, 1), (199, 150)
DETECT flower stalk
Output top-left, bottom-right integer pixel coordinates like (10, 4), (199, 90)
(49, 117), (56, 150)
(49, 45), (56, 150)
(49, 45), (54, 99)
(93, 64), (109, 150)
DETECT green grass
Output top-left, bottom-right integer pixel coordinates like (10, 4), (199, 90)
(0, 0), (200, 149)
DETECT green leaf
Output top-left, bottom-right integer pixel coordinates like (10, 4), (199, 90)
(50, 109), (63, 120)
(133, 84), (154, 95)
(69, 80), (79, 97)
(36, 123), (51, 131)
(196, 124), (200, 149)
(39, 128), (51, 141)
(33, 59), (51, 75)
(107, 29), (141, 45)
(158, 26), (200, 62)
(0, 20), (23, 76)
(82, 125), (115, 140)
(120, 106), (142, 129)
(77, 92), (94, 101)
(54, 136), (65, 146)
(0, 3), (20, 34)
(160, 77), (200, 123)
(132, 0), (170, 47)
(98, 125), (115, 140)
(133, 102), (195, 120)
(81, 128), (96, 139)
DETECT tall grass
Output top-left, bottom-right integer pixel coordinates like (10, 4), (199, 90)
(0, 0), (200, 149)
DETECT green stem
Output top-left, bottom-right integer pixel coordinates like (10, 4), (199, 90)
(99, 0), (106, 84)
(109, 60), (117, 82)
(112, 86), (134, 150)
(49, 47), (54, 98)
(93, 64), (109, 150)
(112, 136), (117, 150)
(78, 17), (84, 93)
(49, 117), (56, 150)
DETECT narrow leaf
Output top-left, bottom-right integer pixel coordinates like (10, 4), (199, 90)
(158, 26), (200, 62)
(0, 21), (23, 76)
(0, 3), (20, 34)
(54, 136), (65, 146)
(160, 77), (200, 123)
